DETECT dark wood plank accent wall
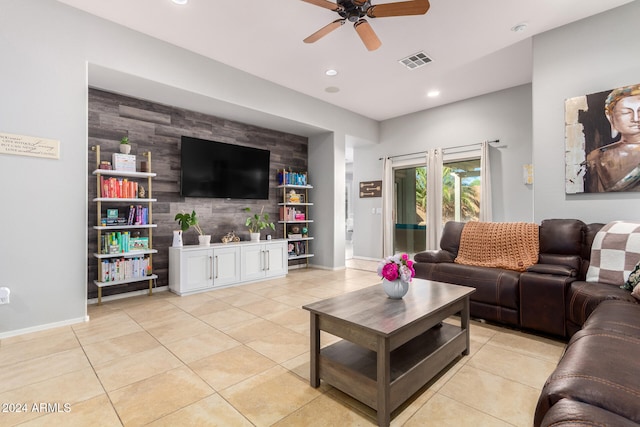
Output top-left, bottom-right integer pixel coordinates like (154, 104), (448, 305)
(88, 88), (308, 300)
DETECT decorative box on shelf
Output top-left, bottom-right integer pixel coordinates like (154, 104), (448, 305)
(112, 153), (136, 172)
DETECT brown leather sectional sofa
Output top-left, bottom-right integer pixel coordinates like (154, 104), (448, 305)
(413, 218), (636, 337)
(412, 218), (640, 426)
(534, 299), (640, 426)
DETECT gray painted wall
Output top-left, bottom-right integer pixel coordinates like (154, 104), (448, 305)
(1, 0), (637, 337)
(353, 85), (534, 259)
(532, 1), (640, 223)
(0, 0), (378, 336)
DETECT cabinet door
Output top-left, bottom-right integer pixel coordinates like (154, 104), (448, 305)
(181, 248), (214, 293)
(241, 244), (265, 282)
(213, 246), (240, 286)
(265, 242), (288, 277)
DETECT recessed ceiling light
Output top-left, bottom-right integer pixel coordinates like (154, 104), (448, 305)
(511, 23), (527, 32)
(325, 69), (338, 76)
(325, 86), (340, 93)
(172, 0), (188, 5)
(427, 90), (440, 98)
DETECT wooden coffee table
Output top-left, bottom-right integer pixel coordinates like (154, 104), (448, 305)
(303, 279), (475, 426)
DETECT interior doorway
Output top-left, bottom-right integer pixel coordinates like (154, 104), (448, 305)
(345, 147), (354, 260)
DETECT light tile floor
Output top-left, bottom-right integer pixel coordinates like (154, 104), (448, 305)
(0, 268), (565, 426)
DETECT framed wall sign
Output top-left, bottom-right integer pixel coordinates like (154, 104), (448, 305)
(0, 132), (60, 160)
(360, 180), (382, 198)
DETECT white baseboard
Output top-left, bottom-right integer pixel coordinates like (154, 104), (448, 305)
(0, 315), (89, 340)
(350, 255), (380, 262)
(308, 263), (346, 271)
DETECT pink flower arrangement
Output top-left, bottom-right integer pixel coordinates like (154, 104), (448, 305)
(377, 253), (416, 282)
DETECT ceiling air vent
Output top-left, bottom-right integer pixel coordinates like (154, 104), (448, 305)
(398, 51), (432, 70)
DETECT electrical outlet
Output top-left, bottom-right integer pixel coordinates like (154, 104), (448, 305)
(0, 287), (10, 304)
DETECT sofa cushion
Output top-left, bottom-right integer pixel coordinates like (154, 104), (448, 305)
(421, 263), (520, 310)
(580, 300), (640, 338)
(586, 221), (640, 286)
(539, 398), (640, 427)
(566, 281), (637, 329)
(535, 323), (640, 425)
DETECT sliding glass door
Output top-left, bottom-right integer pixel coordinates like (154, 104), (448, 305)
(393, 165), (426, 256)
(383, 149), (484, 257)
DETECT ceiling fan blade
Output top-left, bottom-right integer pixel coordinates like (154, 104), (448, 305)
(367, 0), (430, 18)
(300, 0), (340, 11)
(304, 19), (345, 43)
(354, 19), (381, 51)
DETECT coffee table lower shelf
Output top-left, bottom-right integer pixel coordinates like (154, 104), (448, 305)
(319, 323), (466, 413)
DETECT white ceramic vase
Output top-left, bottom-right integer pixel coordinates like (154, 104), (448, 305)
(120, 144), (131, 154)
(382, 278), (409, 299)
(172, 230), (183, 247)
(198, 235), (211, 246)
(250, 232), (260, 242)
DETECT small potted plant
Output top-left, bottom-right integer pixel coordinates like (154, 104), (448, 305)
(244, 207), (275, 241)
(120, 136), (131, 154)
(174, 210), (210, 245)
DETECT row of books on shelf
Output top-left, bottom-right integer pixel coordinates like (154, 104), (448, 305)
(277, 169), (308, 186)
(279, 207), (306, 221)
(100, 176), (140, 199)
(100, 232), (149, 254)
(288, 241), (307, 257)
(100, 205), (149, 227)
(99, 256), (151, 283)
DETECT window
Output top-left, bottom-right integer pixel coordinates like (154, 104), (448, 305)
(442, 158), (481, 223)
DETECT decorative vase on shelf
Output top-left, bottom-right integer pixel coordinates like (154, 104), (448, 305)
(198, 235), (211, 246)
(382, 278), (409, 299)
(120, 144), (131, 154)
(250, 232), (260, 242)
(172, 230), (183, 247)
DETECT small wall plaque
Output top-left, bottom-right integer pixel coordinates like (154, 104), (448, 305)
(0, 132), (60, 159)
(359, 180), (382, 198)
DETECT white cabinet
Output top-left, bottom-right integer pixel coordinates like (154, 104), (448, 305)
(169, 240), (287, 296)
(212, 245), (241, 286)
(265, 242), (287, 277)
(241, 241), (288, 281)
(169, 247), (213, 295)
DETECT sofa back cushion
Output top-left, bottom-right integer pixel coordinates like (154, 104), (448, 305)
(586, 221), (640, 286)
(439, 221), (465, 255)
(539, 219), (585, 255)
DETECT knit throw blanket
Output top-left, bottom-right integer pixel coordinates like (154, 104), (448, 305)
(454, 222), (540, 272)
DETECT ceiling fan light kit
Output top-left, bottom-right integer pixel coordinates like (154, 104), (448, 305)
(301, 0), (431, 51)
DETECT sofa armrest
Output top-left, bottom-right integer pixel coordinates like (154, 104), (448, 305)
(526, 264), (576, 277)
(520, 271), (575, 336)
(414, 250), (455, 263)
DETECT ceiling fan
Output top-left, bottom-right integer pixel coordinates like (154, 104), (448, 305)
(301, 0), (430, 51)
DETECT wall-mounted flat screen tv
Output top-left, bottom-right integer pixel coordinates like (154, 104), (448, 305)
(180, 136), (271, 199)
